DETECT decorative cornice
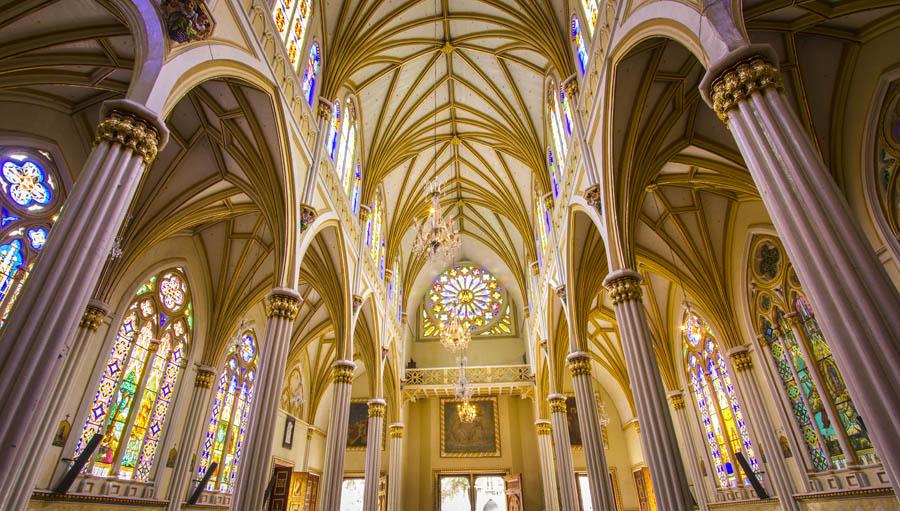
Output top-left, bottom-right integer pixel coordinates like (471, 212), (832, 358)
(567, 352), (591, 377)
(367, 400), (386, 418)
(265, 289), (302, 320)
(708, 56), (782, 123)
(79, 305), (107, 331)
(388, 423), (405, 438)
(95, 110), (161, 164)
(195, 366), (217, 389)
(332, 360), (356, 385)
(535, 420), (552, 436)
(603, 270), (642, 305)
(299, 203), (317, 233)
(548, 394), (567, 414)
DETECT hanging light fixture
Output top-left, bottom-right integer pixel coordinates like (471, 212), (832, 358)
(439, 305), (471, 353)
(412, 180), (461, 264)
(454, 356), (478, 423)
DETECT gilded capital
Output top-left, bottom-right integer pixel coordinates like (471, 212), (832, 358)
(79, 305), (107, 332)
(265, 289), (302, 320)
(368, 400), (386, 418)
(332, 360), (356, 384)
(317, 100), (333, 119)
(95, 110), (162, 164)
(668, 392), (685, 410)
(708, 56), (782, 123)
(730, 349), (753, 372)
(388, 423), (405, 438)
(548, 394), (567, 414)
(566, 352), (591, 377)
(535, 420), (552, 436)
(564, 80), (579, 99)
(195, 366), (217, 389)
(358, 204), (372, 223)
(603, 270), (643, 305)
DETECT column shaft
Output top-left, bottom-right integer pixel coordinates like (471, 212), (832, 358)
(386, 424), (404, 511)
(603, 270), (693, 511)
(318, 360), (355, 511)
(0, 100), (168, 502)
(567, 353), (613, 510)
(1, 302), (108, 510)
(548, 394), (579, 510)
(362, 399), (385, 511)
(727, 348), (799, 511)
(667, 391), (710, 511)
(165, 366), (217, 511)
(231, 288), (301, 510)
(535, 420), (560, 511)
(701, 47), (900, 494)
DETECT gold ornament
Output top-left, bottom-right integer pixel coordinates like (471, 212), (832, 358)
(604, 274), (642, 304)
(95, 110), (161, 164)
(333, 364), (354, 384)
(548, 396), (567, 414)
(368, 402), (386, 418)
(535, 422), (552, 436)
(388, 424), (404, 438)
(79, 305), (106, 331)
(265, 293), (301, 319)
(195, 367), (216, 389)
(669, 393), (685, 410)
(730, 350), (753, 372)
(567, 355), (592, 377)
(709, 57), (782, 123)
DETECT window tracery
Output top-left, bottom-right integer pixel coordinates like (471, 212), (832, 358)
(0, 148), (63, 328)
(74, 269), (192, 482)
(330, 98), (361, 214)
(420, 263), (514, 338)
(682, 311), (758, 488)
(271, 0), (312, 71)
(580, 0), (600, 36)
(748, 236), (875, 470)
(198, 330), (258, 493)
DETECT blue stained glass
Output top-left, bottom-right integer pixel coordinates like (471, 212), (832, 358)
(301, 43), (320, 106)
(1, 207), (17, 227)
(1, 159), (52, 208)
(0, 239), (23, 297)
(26, 227), (47, 249)
(572, 17), (588, 76)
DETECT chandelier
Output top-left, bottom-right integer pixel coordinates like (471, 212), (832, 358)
(439, 312), (472, 353)
(454, 358), (478, 423)
(412, 180), (460, 264)
(457, 400), (478, 423)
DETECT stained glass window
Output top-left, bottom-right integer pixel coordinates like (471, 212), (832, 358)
(683, 311), (758, 488)
(349, 164), (362, 215)
(331, 98), (360, 213)
(197, 330), (258, 493)
(301, 43), (320, 106)
(548, 149), (560, 198)
(560, 86), (574, 137)
(271, 0), (312, 71)
(747, 236), (876, 469)
(75, 269), (192, 481)
(535, 192), (549, 269)
(580, 0), (600, 36)
(572, 16), (588, 76)
(367, 192), (386, 274)
(548, 84), (568, 168)
(0, 149), (63, 328)
(420, 263), (514, 338)
(327, 103), (341, 161)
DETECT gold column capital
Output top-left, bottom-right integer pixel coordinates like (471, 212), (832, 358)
(265, 288), (302, 319)
(317, 99), (333, 119)
(707, 53), (782, 123)
(548, 393), (567, 414)
(388, 423), (405, 438)
(95, 109), (162, 164)
(368, 400), (386, 418)
(79, 304), (107, 331)
(195, 366), (217, 389)
(667, 391), (685, 410)
(535, 420), (552, 436)
(603, 270), (643, 305)
(332, 360), (356, 384)
(564, 79), (579, 99)
(566, 352), (592, 377)
(729, 348), (753, 372)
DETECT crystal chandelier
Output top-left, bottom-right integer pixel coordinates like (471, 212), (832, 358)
(412, 180), (460, 264)
(439, 311), (471, 353)
(457, 400), (478, 423)
(454, 358), (478, 423)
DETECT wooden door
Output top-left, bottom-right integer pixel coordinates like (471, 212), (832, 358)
(504, 474), (523, 511)
(633, 468), (649, 511)
(268, 466), (293, 511)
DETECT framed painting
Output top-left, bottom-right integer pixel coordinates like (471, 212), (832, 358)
(283, 415), (296, 449)
(566, 396), (582, 447)
(440, 396), (500, 457)
(346, 401), (369, 450)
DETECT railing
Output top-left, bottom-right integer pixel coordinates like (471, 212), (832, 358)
(403, 365), (533, 386)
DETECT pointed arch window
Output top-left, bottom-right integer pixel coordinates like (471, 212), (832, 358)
(75, 269), (192, 481)
(748, 236), (875, 470)
(683, 311), (758, 488)
(367, 191), (386, 276)
(326, 103), (341, 161)
(197, 330), (258, 493)
(560, 86), (574, 137)
(301, 43), (320, 106)
(0, 148), (63, 328)
(272, 0), (312, 71)
(572, 16), (588, 76)
(580, 0), (600, 36)
(349, 164), (362, 215)
(548, 149), (560, 198)
(535, 192), (549, 269)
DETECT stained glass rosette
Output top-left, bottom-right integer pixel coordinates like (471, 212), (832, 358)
(424, 263), (507, 336)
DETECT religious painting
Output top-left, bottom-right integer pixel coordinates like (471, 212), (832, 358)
(166, 447), (177, 468)
(52, 416), (71, 447)
(440, 396), (500, 457)
(283, 415), (296, 449)
(566, 396), (582, 447)
(346, 401), (369, 450)
(161, 0), (214, 44)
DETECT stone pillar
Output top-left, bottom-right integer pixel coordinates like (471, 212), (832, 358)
(300, 99), (334, 206)
(165, 366), (217, 511)
(231, 288), (301, 511)
(0, 100), (168, 498)
(563, 80), (601, 189)
(667, 391), (710, 511)
(603, 270), (693, 511)
(700, 46), (900, 494)
(727, 348), (799, 511)
(386, 423), (404, 511)
(548, 394), (579, 510)
(1, 302), (108, 509)
(567, 352), (614, 510)
(362, 399), (385, 511)
(318, 360), (356, 511)
(535, 420), (561, 511)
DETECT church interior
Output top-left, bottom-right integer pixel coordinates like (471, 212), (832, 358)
(0, 1), (898, 510)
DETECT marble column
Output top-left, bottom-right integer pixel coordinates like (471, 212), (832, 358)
(297, 99), (331, 233)
(603, 270), (693, 511)
(700, 46), (900, 495)
(567, 352), (614, 510)
(231, 288), (301, 511)
(0, 100), (168, 499)
(727, 348), (799, 511)
(535, 419), (561, 511)
(386, 423), (404, 511)
(362, 399), (385, 511)
(165, 365), (217, 511)
(318, 360), (356, 511)
(666, 391), (710, 511)
(563, 80), (601, 190)
(1, 301), (108, 510)
(548, 394), (579, 510)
